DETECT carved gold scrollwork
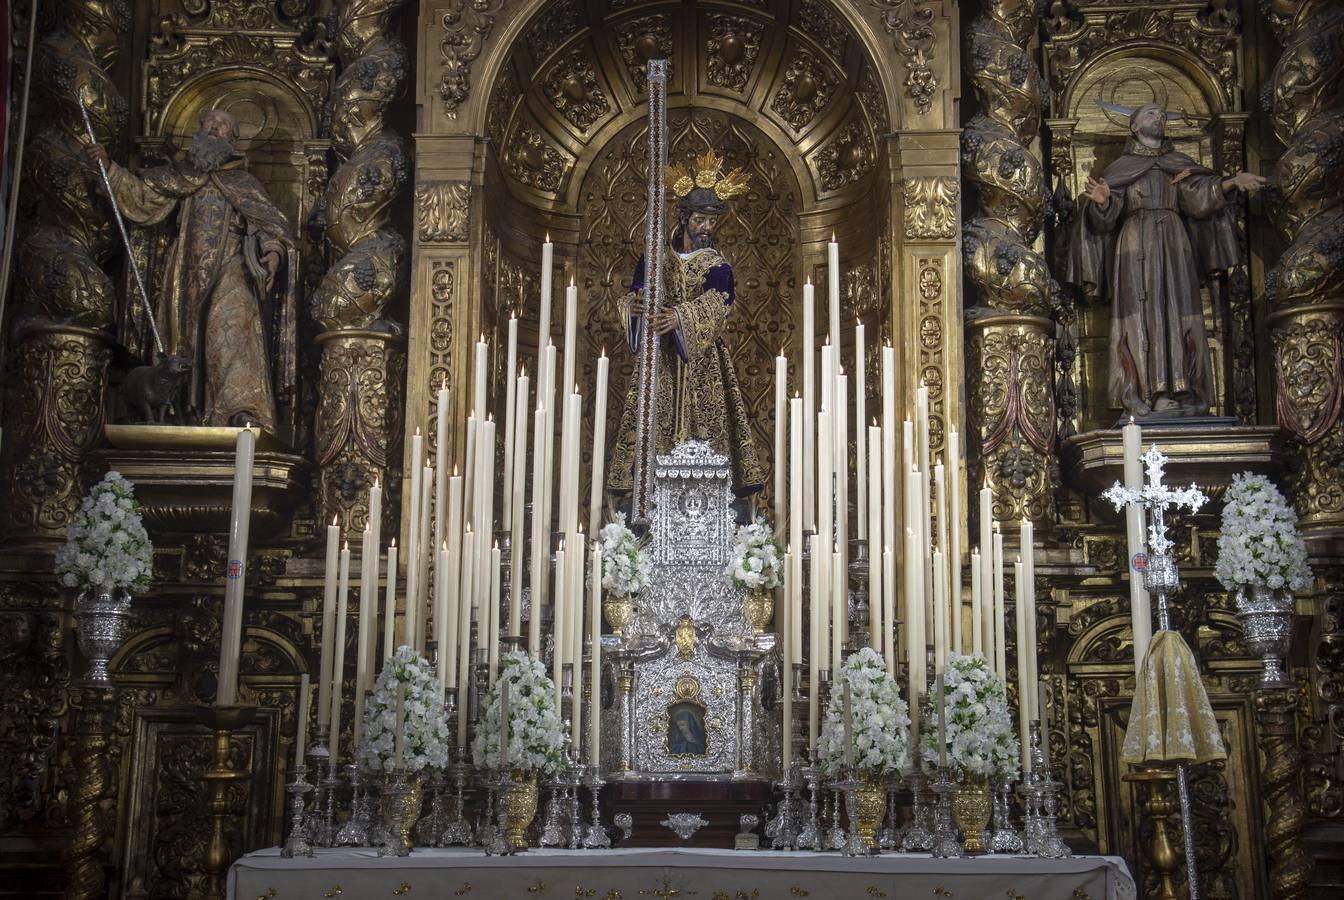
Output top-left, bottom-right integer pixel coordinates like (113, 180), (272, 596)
(1263, 0), (1344, 543)
(3, 325), (113, 541)
(705, 14), (762, 94)
(772, 50), (837, 132)
(902, 176), (959, 241)
(415, 182), (472, 244)
(315, 331), (406, 533)
(967, 319), (1056, 525)
(439, 0), (507, 120)
(868, 0), (938, 116)
(543, 50), (611, 133)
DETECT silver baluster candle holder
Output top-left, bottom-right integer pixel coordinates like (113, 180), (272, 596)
(335, 763), (369, 846)
(582, 765), (611, 848)
(377, 768), (411, 857)
(441, 742), (474, 846)
(485, 770), (516, 856)
(988, 773), (1024, 853)
(280, 764), (314, 858)
(928, 766), (965, 858)
(838, 773), (870, 857)
(901, 771), (934, 852)
(768, 760), (801, 849)
(796, 763), (823, 850)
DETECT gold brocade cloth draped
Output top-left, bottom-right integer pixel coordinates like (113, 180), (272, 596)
(1121, 630), (1226, 765)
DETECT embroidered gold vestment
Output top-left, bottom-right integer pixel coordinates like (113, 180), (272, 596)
(608, 247), (765, 496)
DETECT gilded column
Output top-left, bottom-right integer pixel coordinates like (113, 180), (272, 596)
(961, 0), (1056, 527)
(313, 0), (412, 532)
(1256, 688), (1313, 899)
(1263, 0), (1344, 550)
(3, 0), (127, 543)
(63, 686), (117, 900)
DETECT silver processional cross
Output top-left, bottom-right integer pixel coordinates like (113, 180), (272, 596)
(1101, 444), (1208, 627)
(1101, 445), (1209, 900)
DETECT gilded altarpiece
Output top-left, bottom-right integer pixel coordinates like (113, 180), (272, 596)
(8, 1), (1343, 898)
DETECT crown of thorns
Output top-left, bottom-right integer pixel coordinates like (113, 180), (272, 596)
(665, 149), (750, 202)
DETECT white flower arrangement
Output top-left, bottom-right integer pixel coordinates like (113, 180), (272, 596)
(55, 472), (153, 594)
(472, 651), (565, 775)
(1215, 473), (1313, 593)
(358, 645), (451, 773)
(919, 653), (1019, 780)
(819, 647), (911, 778)
(724, 518), (783, 591)
(598, 512), (651, 597)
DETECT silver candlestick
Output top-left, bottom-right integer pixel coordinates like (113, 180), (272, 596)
(795, 764), (823, 850)
(377, 768), (411, 857)
(280, 765), (314, 858)
(988, 773), (1024, 853)
(901, 771), (934, 852)
(582, 765), (611, 848)
(928, 766), (965, 858)
(837, 773), (870, 857)
(336, 763), (370, 846)
(484, 770), (516, 856)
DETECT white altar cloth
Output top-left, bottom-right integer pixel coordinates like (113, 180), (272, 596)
(229, 846), (1135, 900)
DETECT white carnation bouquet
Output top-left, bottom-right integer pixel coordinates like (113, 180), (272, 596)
(1215, 473), (1313, 592)
(819, 647), (911, 778)
(472, 651), (565, 775)
(919, 653), (1018, 779)
(55, 472), (153, 595)
(598, 512), (651, 597)
(724, 518), (783, 591)
(359, 646), (451, 773)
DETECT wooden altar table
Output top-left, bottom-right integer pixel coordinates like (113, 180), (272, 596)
(229, 847), (1136, 899)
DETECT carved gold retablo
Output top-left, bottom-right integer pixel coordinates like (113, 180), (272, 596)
(1060, 425), (1284, 502)
(96, 425), (304, 537)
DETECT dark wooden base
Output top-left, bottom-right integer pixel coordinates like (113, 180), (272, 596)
(602, 779), (774, 848)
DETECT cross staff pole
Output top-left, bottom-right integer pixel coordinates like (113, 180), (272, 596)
(78, 90), (164, 358)
(629, 59), (669, 526)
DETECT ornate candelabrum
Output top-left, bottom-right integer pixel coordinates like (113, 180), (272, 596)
(1022, 721), (1070, 858)
(306, 725), (331, 844)
(988, 773), (1024, 853)
(768, 759), (802, 849)
(901, 768), (934, 852)
(796, 763), (823, 850)
(280, 764), (314, 858)
(441, 735), (474, 846)
(928, 764), (965, 858)
(377, 767), (411, 857)
(582, 764), (611, 848)
(336, 762), (371, 846)
(195, 705), (259, 895)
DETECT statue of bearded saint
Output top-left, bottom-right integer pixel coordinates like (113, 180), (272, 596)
(1063, 102), (1266, 421)
(608, 157), (766, 498)
(85, 108), (297, 431)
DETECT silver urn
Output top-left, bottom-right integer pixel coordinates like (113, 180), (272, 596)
(1233, 584), (1295, 690)
(75, 587), (132, 686)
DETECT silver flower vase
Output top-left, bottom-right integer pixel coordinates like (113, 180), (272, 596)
(1234, 584), (1295, 689)
(75, 587), (132, 686)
